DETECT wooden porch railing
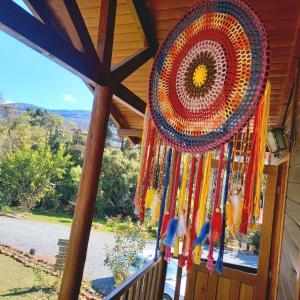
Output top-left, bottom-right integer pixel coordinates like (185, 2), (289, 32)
(105, 256), (167, 300)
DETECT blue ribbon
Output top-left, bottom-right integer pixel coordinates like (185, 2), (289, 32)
(215, 142), (233, 273)
(155, 148), (172, 259)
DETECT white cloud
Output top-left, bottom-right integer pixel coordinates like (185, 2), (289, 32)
(63, 94), (77, 103)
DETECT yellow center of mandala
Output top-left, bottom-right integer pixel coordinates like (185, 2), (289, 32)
(193, 64), (208, 87)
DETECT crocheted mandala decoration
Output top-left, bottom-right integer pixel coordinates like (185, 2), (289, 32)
(149, 0), (270, 152)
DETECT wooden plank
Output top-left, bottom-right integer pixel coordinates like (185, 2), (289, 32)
(131, 0), (158, 54)
(134, 279), (142, 300)
(144, 266), (154, 300)
(229, 280), (241, 300)
(206, 273), (218, 300)
(281, 233), (299, 272)
(149, 262), (159, 300)
(286, 182), (300, 204)
(256, 165), (278, 300)
(288, 163), (300, 183)
(193, 271), (208, 300)
(140, 273), (148, 300)
(239, 284), (254, 300)
(155, 257), (168, 300)
(216, 278), (230, 300)
(195, 263), (257, 285)
(128, 285), (134, 300)
(284, 213), (300, 248)
(185, 265), (197, 300)
(279, 255), (297, 299)
(285, 198), (300, 226)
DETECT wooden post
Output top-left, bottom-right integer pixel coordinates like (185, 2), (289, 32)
(59, 0), (116, 298)
(59, 85), (113, 299)
(255, 165), (278, 300)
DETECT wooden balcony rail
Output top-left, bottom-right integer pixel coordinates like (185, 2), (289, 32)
(105, 256), (167, 300)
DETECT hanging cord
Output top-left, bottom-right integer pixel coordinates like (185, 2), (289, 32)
(164, 152), (182, 260)
(240, 96), (264, 233)
(155, 148), (173, 259)
(215, 142), (233, 273)
(207, 145), (225, 272)
(179, 156), (197, 268)
(174, 154), (191, 257)
(140, 126), (156, 221)
(186, 155), (204, 272)
(253, 82), (271, 220)
(134, 116), (151, 217)
(193, 151), (212, 264)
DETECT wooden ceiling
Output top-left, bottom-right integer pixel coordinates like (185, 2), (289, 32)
(32, 0), (300, 133)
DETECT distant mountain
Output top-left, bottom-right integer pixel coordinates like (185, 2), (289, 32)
(8, 103), (91, 129)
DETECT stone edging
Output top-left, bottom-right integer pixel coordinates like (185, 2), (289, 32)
(0, 243), (101, 300)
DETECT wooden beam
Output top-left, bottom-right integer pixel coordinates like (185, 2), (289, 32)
(111, 47), (152, 82)
(23, 0), (64, 34)
(117, 128), (143, 138)
(85, 83), (131, 129)
(24, 0), (84, 53)
(97, 0), (117, 70)
(131, 0), (158, 55)
(114, 83), (146, 116)
(61, 0), (101, 67)
(0, 0), (104, 85)
(59, 1), (117, 299)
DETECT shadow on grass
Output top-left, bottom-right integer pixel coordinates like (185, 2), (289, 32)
(58, 219), (72, 224)
(1, 286), (57, 298)
(1, 287), (39, 297)
(92, 276), (115, 296)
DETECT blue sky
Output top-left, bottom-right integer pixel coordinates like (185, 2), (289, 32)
(0, 0), (93, 111)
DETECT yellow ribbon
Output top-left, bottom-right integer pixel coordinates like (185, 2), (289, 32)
(254, 81), (271, 219)
(193, 152), (212, 263)
(174, 154), (190, 257)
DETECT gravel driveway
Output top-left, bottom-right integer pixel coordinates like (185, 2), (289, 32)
(0, 216), (155, 289)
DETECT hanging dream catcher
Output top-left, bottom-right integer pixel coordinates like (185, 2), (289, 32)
(134, 0), (271, 274)
(149, 0), (270, 152)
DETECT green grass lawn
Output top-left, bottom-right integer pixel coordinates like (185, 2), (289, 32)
(0, 255), (57, 300)
(24, 209), (156, 239)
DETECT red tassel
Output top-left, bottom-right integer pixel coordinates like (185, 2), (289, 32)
(210, 209), (222, 241)
(206, 145), (224, 272)
(187, 155), (204, 272)
(179, 156), (197, 268)
(160, 212), (170, 239)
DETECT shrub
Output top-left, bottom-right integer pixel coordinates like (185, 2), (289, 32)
(0, 144), (70, 211)
(104, 218), (147, 286)
(96, 149), (139, 218)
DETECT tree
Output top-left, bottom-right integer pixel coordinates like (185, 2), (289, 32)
(0, 144), (71, 211)
(96, 149), (139, 217)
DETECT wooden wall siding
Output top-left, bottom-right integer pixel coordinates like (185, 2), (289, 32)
(185, 263), (256, 300)
(277, 66), (300, 300)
